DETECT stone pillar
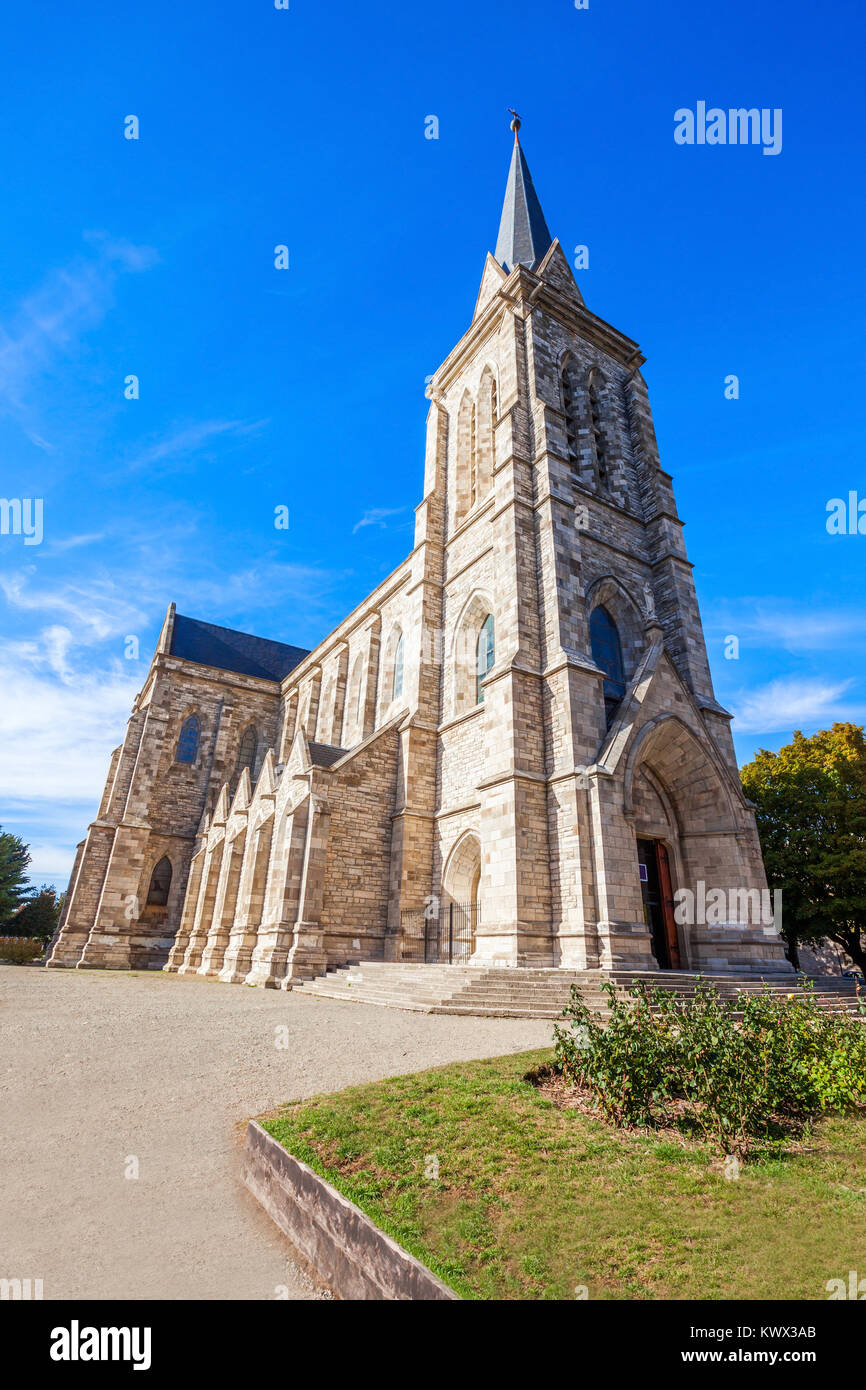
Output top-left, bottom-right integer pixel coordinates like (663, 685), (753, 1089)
(72, 704), (170, 969)
(246, 798), (314, 987)
(280, 791), (332, 986)
(177, 838), (225, 975)
(165, 847), (204, 971)
(199, 828), (246, 977)
(547, 768), (601, 970)
(76, 824), (152, 969)
(477, 767), (553, 965)
(46, 823), (115, 967)
(588, 771), (655, 971)
(220, 814), (274, 983)
(385, 719), (436, 960)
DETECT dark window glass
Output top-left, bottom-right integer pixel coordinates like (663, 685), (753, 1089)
(476, 614), (495, 704)
(589, 606), (626, 726)
(175, 715), (200, 764)
(236, 726), (257, 779)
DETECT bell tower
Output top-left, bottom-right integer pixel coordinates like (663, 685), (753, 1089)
(417, 116), (790, 977)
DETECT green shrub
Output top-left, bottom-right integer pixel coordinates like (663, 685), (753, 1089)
(553, 981), (678, 1128)
(554, 979), (866, 1155)
(0, 936), (46, 963)
(739, 988), (866, 1116)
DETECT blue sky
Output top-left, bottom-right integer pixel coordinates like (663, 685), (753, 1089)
(1, 0), (865, 889)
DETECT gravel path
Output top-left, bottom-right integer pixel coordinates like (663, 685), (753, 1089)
(1, 965), (553, 1300)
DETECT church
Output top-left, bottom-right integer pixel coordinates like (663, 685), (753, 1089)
(47, 120), (790, 986)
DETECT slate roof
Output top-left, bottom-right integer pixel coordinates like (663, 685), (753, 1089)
(170, 613), (309, 682)
(308, 741), (348, 768)
(494, 134), (554, 273)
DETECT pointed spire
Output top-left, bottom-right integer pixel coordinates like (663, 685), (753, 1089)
(494, 112), (553, 274)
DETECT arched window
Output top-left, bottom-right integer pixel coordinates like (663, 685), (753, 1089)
(589, 378), (608, 486)
(350, 654), (365, 727)
(175, 714), (200, 764)
(476, 614), (495, 705)
(235, 725), (257, 782)
(392, 634), (404, 700)
(589, 606), (626, 727)
(469, 403), (478, 508)
(490, 376), (498, 430)
(146, 856), (172, 907)
(562, 367), (578, 463)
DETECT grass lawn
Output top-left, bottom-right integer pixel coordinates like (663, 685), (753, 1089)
(260, 1048), (866, 1301)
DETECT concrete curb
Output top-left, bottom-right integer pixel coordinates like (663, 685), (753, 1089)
(242, 1120), (459, 1301)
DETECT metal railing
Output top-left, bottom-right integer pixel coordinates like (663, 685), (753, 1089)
(400, 900), (478, 964)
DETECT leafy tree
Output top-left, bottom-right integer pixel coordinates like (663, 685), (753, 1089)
(740, 723), (866, 974)
(0, 828), (35, 929)
(9, 886), (63, 942)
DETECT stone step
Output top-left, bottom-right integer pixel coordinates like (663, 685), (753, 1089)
(432, 1005), (565, 1019)
(293, 986), (436, 1012)
(451, 981), (861, 998)
(301, 971), (858, 994)
(293, 962), (864, 1019)
(294, 979), (469, 1002)
(440, 988), (863, 1012)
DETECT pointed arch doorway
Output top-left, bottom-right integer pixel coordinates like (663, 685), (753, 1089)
(439, 832), (481, 963)
(637, 838), (680, 970)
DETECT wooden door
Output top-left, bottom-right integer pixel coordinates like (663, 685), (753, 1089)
(656, 842), (681, 970)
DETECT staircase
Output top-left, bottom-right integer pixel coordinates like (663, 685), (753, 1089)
(293, 962), (865, 1020)
(293, 963), (491, 1013)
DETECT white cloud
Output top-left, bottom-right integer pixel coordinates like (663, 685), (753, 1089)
(82, 231), (160, 273)
(3, 817), (95, 886)
(0, 546), (348, 882)
(47, 532), (106, 554)
(707, 598), (866, 654)
(0, 576), (152, 862)
(1, 570), (148, 647)
(179, 561), (338, 621)
(0, 651), (139, 807)
(1, 550), (342, 652)
(730, 677), (861, 734)
(126, 418), (268, 474)
(0, 234), (158, 426)
(352, 507), (406, 534)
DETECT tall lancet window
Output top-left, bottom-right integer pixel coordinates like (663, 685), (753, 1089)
(349, 654), (365, 729)
(469, 402), (478, 508)
(589, 378), (608, 487)
(561, 368), (578, 464)
(175, 714), (200, 764)
(589, 606), (626, 728)
(490, 376), (498, 430)
(235, 726), (257, 784)
(392, 634), (404, 700)
(476, 614), (495, 705)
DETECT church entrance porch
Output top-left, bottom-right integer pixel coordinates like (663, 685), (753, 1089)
(637, 838), (681, 970)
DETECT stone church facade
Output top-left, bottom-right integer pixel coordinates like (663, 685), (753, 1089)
(48, 125), (790, 985)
